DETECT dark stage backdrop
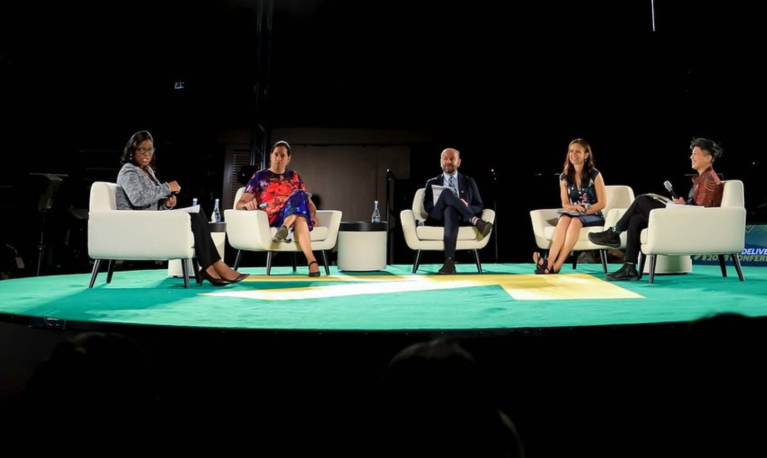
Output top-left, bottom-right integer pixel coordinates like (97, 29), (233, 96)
(1, 0), (764, 274)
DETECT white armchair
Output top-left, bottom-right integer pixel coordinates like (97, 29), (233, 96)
(400, 188), (496, 274)
(224, 187), (342, 275)
(530, 185), (635, 272)
(88, 182), (197, 288)
(639, 180), (745, 283)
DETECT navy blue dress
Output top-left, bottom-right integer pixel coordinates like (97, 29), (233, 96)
(559, 168), (605, 227)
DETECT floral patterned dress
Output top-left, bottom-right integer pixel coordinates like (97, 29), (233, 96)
(558, 168), (604, 227)
(244, 169), (313, 230)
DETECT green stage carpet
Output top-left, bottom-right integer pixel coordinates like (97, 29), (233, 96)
(0, 264), (765, 330)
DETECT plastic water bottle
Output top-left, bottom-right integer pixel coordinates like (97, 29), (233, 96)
(192, 198), (198, 207)
(211, 198), (221, 223)
(371, 200), (381, 223)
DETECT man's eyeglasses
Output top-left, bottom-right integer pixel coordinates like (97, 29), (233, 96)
(135, 147), (155, 154)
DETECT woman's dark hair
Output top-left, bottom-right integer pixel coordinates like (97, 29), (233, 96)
(690, 137), (723, 163)
(121, 130), (156, 170)
(270, 140), (292, 156)
(562, 138), (595, 187)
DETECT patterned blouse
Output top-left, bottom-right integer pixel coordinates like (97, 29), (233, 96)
(559, 168), (602, 216)
(689, 166), (723, 207)
(244, 169), (307, 225)
(116, 163), (172, 211)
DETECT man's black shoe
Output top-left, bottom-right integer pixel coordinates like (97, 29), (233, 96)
(588, 229), (621, 248)
(475, 219), (493, 241)
(606, 263), (640, 281)
(438, 258), (456, 275)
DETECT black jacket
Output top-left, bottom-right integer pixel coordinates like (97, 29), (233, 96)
(423, 173), (484, 219)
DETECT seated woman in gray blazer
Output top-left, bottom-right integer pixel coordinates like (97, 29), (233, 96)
(116, 130), (247, 286)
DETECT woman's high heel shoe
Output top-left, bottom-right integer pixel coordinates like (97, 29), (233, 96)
(308, 260), (321, 278)
(229, 273), (249, 284)
(202, 270), (230, 287)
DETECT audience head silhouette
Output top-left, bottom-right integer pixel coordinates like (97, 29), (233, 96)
(379, 339), (524, 457)
(20, 332), (156, 413)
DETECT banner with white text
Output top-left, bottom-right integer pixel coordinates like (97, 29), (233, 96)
(692, 225), (767, 267)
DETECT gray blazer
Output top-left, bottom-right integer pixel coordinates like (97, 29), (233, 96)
(116, 163), (172, 211)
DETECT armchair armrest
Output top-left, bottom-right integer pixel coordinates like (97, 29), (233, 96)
(400, 209), (420, 248)
(316, 210), (342, 244)
(530, 209), (560, 249)
(481, 209), (496, 224)
(605, 208), (628, 228)
(643, 207), (746, 255)
(224, 209), (272, 251)
(88, 210), (193, 259)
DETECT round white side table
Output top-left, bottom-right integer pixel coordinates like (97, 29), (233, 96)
(337, 221), (387, 271)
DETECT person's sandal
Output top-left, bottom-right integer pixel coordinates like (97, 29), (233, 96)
(533, 252), (547, 274)
(533, 252), (555, 275)
(272, 225), (289, 243)
(545, 265), (559, 275)
(308, 260), (321, 277)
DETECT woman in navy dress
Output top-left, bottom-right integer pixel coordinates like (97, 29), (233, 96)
(534, 138), (606, 274)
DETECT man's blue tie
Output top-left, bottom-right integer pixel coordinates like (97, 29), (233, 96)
(447, 175), (458, 196)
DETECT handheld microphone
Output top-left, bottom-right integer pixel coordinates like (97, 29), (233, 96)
(663, 180), (678, 199)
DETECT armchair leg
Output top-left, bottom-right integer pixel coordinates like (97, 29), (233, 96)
(473, 249), (483, 274)
(266, 252), (273, 276)
(191, 258), (203, 286)
(322, 250), (330, 276)
(599, 250), (608, 273)
(638, 253), (646, 280)
(88, 260), (102, 288)
(718, 254), (727, 278)
(291, 253), (297, 272)
(412, 250), (421, 274)
(648, 255), (657, 284)
(181, 257), (190, 289)
(572, 251), (578, 270)
(234, 250), (242, 270)
(106, 260), (115, 284)
(732, 253), (745, 281)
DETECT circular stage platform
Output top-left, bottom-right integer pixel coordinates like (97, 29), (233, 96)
(1, 263), (765, 331)
(2, 263), (766, 456)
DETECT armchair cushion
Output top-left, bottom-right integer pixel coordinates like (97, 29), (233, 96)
(542, 225), (609, 243)
(416, 226), (480, 241)
(269, 225), (328, 241)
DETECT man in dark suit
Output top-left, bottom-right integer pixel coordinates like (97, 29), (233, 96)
(423, 148), (493, 274)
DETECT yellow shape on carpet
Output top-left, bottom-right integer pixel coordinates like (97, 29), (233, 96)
(208, 273), (642, 301)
